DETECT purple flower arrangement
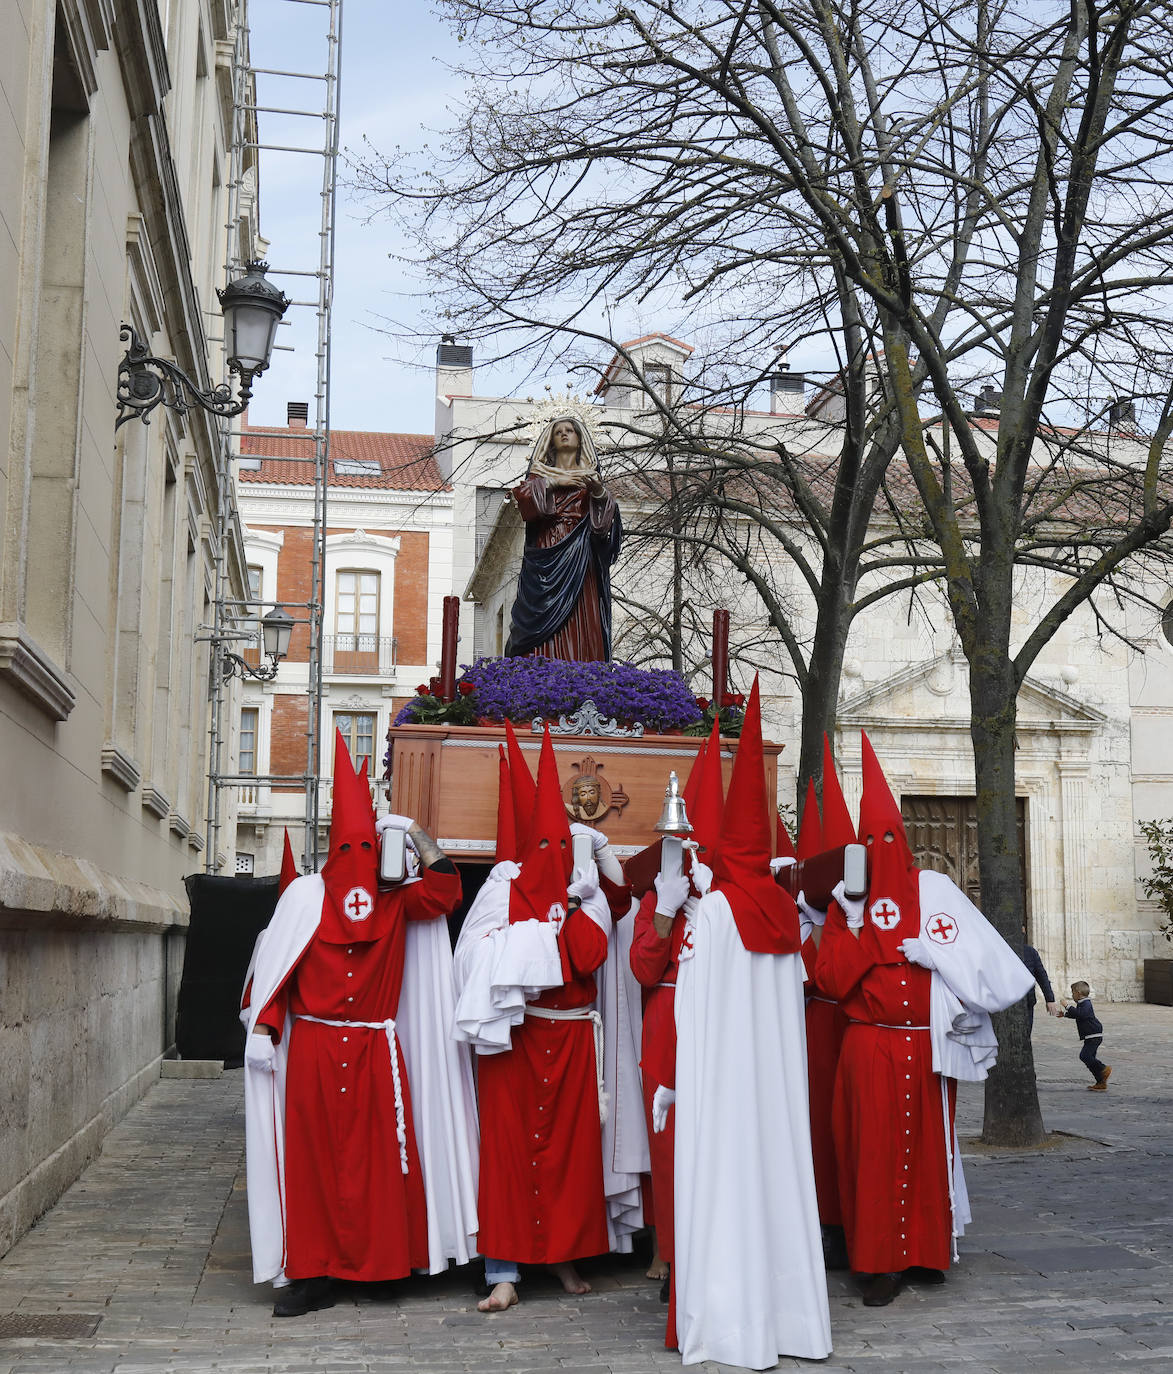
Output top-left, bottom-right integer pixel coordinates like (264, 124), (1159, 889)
(392, 656), (714, 734)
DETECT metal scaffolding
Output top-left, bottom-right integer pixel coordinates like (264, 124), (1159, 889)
(204, 0), (343, 873)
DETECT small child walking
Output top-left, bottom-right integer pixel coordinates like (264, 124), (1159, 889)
(1060, 981), (1111, 1091)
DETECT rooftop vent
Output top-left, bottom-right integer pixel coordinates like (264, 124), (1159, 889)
(287, 401), (309, 428)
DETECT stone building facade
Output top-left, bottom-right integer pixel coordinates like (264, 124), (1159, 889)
(0, 0), (262, 1256)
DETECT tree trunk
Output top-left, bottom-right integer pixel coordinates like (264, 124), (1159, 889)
(795, 572), (854, 809)
(969, 649), (1046, 1146)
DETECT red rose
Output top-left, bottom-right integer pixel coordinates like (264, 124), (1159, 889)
(695, 696), (710, 711)
(458, 681), (477, 696)
(416, 684), (431, 696)
(727, 693), (745, 708)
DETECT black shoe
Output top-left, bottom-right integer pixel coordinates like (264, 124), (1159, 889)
(822, 1224), (850, 1271)
(860, 1272), (903, 1307)
(660, 1268), (670, 1304)
(273, 1276), (334, 1318)
(903, 1266), (946, 1285)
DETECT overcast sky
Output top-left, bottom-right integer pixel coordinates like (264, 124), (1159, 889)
(246, 1), (486, 436)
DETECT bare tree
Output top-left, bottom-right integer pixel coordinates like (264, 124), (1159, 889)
(357, 0), (1173, 1144)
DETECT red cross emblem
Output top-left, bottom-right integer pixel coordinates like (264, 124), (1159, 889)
(870, 898), (901, 931)
(681, 930), (694, 952)
(926, 913), (958, 945)
(343, 886), (373, 922)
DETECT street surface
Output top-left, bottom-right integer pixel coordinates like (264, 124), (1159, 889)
(0, 1001), (1169, 1372)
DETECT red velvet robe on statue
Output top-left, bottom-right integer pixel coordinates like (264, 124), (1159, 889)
(476, 905), (611, 1263)
(629, 888), (686, 1263)
(815, 906), (956, 1275)
(800, 933), (849, 1227)
(258, 867), (462, 1282)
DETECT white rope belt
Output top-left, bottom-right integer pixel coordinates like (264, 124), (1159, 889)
(525, 1004), (607, 1124)
(294, 1014), (409, 1175)
(809, 995), (838, 1006)
(849, 1020), (930, 1031)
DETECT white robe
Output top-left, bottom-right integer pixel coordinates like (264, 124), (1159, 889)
(674, 890), (832, 1369)
(243, 873), (480, 1283)
(595, 899), (649, 1252)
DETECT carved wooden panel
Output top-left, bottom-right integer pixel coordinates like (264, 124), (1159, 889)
(902, 795), (1029, 933)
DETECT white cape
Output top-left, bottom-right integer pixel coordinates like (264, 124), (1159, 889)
(243, 873), (480, 1283)
(674, 891), (832, 1368)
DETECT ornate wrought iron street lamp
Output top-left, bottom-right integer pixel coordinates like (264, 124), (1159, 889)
(116, 261), (290, 428)
(221, 604), (295, 681)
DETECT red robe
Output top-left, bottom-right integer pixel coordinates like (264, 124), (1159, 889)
(476, 905), (611, 1262)
(800, 933), (849, 1226)
(513, 476), (618, 662)
(815, 907), (956, 1274)
(259, 867), (461, 1282)
(629, 889), (686, 1263)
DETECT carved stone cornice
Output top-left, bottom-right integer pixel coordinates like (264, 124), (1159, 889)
(141, 785), (171, 820)
(0, 624), (76, 721)
(101, 744), (141, 793)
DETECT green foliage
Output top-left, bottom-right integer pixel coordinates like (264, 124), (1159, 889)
(1138, 818), (1173, 943)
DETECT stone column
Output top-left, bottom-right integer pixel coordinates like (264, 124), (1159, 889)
(1058, 758), (1092, 970)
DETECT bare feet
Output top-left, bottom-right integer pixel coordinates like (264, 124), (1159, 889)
(477, 1282), (518, 1313)
(550, 1261), (591, 1295)
(646, 1249), (669, 1281)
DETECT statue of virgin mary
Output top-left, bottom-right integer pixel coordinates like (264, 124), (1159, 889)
(505, 415), (622, 662)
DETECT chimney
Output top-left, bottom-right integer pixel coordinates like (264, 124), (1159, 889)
(1109, 397), (1137, 428)
(770, 364), (805, 414)
(287, 401), (309, 429)
(974, 384), (1001, 418)
(436, 335), (474, 397)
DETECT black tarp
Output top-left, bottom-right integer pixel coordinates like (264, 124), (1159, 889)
(178, 873), (280, 1064)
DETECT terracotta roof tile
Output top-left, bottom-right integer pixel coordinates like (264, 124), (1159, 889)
(238, 426), (449, 492)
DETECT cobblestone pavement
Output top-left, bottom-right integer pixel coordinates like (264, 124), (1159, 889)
(0, 1001), (1170, 1373)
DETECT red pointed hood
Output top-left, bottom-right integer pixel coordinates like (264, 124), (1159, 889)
(796, 778), (824, 861)
(503, 719), (536, 852)
(681, 733), (707, 813)
(495, 745), (516, 862)
(821, 735), (857, 848)
(774, 814), (797, 862)
(856, 731), (920, 963)
(509, 726), (573, 923)
(279, 829), (298, 894)
(321, 729), (378, 930)
(689, 717), (725, 859)
(712, 677), (800, 953)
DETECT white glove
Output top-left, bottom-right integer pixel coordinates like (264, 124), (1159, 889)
(832, 879), (865, 928)
(245, 1033), (276, 1074)
(569, 822), (606, 852)
(682, 895), (700, 921)
(376, 813), (414, 833)
(651, 1084), (676, 1134)
(688, 854), (714, 895)
(769, 856), (797, 873)
(899, 935), (937, 970)
(796, 889), (827, 928)
(567, 863), (599, 905)
(653, 870), (690, 917)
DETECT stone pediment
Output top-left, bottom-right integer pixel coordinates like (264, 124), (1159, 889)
(838, 648), (1106, 735)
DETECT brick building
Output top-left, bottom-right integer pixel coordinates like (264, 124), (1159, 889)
(234, 406), (452, 873)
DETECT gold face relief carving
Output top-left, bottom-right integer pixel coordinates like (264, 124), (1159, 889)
(563, 756), (629, 825)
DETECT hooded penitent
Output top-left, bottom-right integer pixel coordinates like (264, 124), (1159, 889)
(712, 676), (800, 954)
(319, 729), (379, 936)
(775, 815), (797, 863)
(689, 718), (725, 864)
(279, 828), (298, 895)
(796, 777), (824, 862)
(508, 725), (574, 924)
(503, 719), (537, 853)
(856, 730), (920, 964)
(820, 735), (857, 849)
(495, 745), (517, 863)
